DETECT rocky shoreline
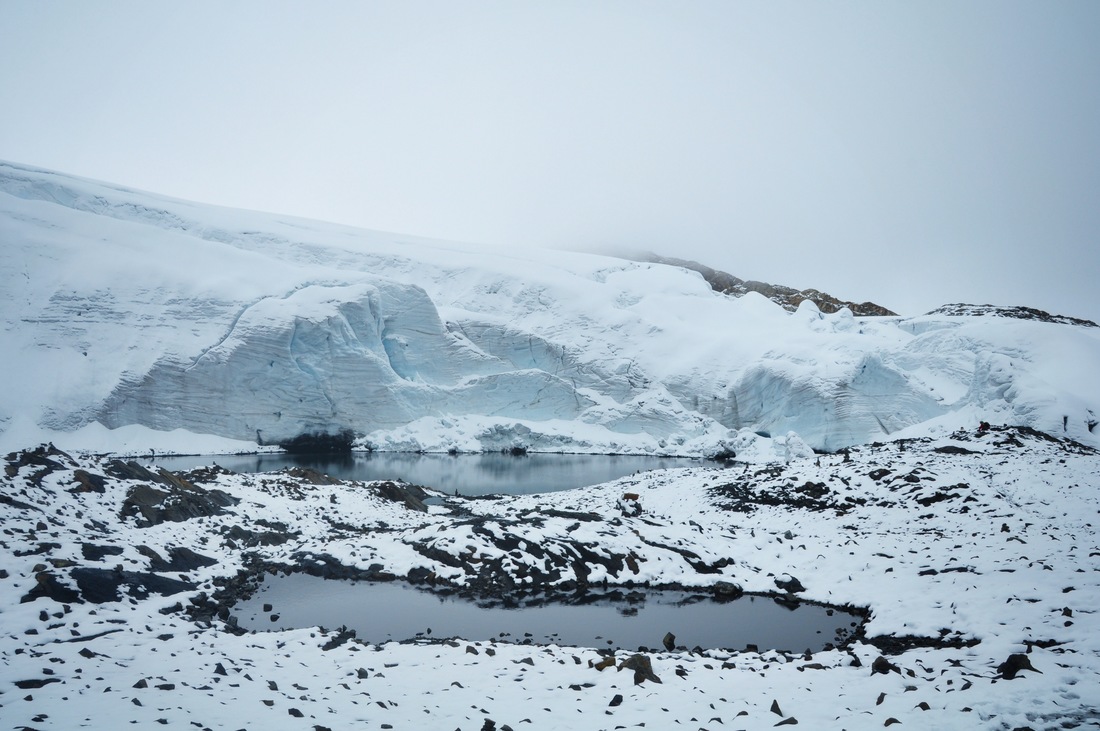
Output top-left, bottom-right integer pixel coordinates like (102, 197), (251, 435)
(3, 427), (1098, 729)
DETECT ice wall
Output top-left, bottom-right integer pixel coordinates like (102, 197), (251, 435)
(3, 161), (1098, 454)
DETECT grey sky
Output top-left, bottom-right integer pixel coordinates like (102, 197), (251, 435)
(2, 1), (1098, 322)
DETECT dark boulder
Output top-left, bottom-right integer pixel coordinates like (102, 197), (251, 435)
(713, 580), (744, 598)
(138, 545), (218, 572)
(374, 481), (429, 512)
(406, 566), (436, 584)
(618, 493), (642, 517)
(20, 571), (82, 604)
(71, 469), (107, 493)
(871, 656), (901, 675)
(15, 677), (62, 689)
(163, 546), (218, 571)
(321, 626), (357, 651)
(104, 459), (162, 482)
(618, 653), (661, 684)
(281, 467), (342, 485)
(81, 543), (125, 561)
(997, 653), (1040, 680)
(775, 574), (806, 593)
(70, 567), (196, 603)
(118, 470), (238, 527)
(222, 524), (294, 548)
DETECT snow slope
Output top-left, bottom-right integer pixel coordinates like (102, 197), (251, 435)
(1, 427), (1097, 729)
(2, 160), (1099, 455)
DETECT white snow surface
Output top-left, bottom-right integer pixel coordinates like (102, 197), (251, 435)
(1, 427), (1097, 729)
(3, 160), (1099, 456)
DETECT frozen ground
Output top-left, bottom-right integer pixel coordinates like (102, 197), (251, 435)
(2, 425), (1097, 730)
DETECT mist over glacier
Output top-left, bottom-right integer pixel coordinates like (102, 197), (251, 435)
(2, 160), (1098, 456)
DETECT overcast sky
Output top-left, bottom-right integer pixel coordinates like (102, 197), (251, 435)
(2, 1), (1098, 322)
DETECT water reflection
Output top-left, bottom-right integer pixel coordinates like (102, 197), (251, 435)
(234, 574), (862, 653)
(155, 452), (704, 495)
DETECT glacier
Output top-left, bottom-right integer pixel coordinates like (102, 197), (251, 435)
(2, 159), (1098, 455)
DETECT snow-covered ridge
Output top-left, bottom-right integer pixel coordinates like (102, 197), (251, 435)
(2, 160), (1099, 454)
(638, 252), (898, 316)
(929, 303), (1098, 328)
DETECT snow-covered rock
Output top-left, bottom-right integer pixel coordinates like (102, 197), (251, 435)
(2, 426), (1097, 729)
(2, 160), (1099, 454)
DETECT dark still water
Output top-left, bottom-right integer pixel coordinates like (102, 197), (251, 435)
(154, 452), (703, 496)
(235, 574), (862, 653)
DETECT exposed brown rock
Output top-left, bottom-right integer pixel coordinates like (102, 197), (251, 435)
(639, 254), (897, 316)
(927, 303), (1096, 327)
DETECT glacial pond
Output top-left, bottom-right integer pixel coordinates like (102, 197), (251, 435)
(154, 452), (704, 496)
(234, 574), (863, 653)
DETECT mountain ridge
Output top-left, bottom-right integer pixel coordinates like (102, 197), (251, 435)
(637, 252), (897, 316)
(929, 302), (1097, 327)
(2, 161), (1098, 455)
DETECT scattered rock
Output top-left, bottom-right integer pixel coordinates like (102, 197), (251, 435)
(71, 468), (107, 493)
(374, 480), (429, 512)
(4, 444), (73, 484)
(81, 543), (125, 561)
(281, 466), (342, 485)
(15, 678), (62, 689)
(774, 574), (806, 593)
(116, 467), (238, 526)
(713, 580), (743, 597)
(997, 654), (1040, 680)
(618, 493), (642, 517)
(593, 656), (615, 671)
(321, 626), (356, 651)
(223, 524), (295, 547)
(407, 566), (436, 584)
(871, 656), (901, 675)
(618, 654), (661, 684)
(19, 571), (82, 604)
(70, 567), (196, 603)
(928, 303), (1096, 328)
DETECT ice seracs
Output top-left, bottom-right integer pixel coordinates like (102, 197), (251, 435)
(2, 159), (1099, 454)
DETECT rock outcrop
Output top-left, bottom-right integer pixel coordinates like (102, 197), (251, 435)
(639, 253), (897, 316)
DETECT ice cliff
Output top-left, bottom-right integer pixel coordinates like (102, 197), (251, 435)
(2, 160), (1098, 454)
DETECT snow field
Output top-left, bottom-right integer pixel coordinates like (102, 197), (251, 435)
(2, 426), (1097, 729)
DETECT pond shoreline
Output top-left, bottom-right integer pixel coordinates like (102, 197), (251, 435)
(157, 451), (711, 496)
(201, 555), (872, 654)
(4, 428), (1095, 728)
